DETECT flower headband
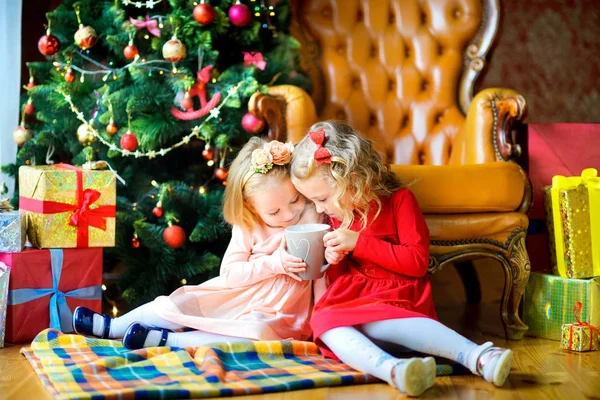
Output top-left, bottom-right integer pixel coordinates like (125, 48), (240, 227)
(309, 128), (332, 166)
(243, 140), (294, 186)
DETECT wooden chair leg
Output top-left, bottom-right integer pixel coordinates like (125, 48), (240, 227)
(454, 261), (482, 304)
(499, 232), (530, 340)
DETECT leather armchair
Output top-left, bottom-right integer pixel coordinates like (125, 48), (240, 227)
(248, 0), (531, 340)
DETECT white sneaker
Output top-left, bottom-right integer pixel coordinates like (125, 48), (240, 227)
(390, 357), (436, 397)
(469, 342), (513, 387)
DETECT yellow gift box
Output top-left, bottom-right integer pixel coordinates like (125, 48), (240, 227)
(18, 164), (116, 248)
(560, 302), (600, 352)
(550, 168), (600, 279)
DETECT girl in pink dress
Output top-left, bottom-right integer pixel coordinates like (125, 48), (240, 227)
(290, 121), (514, 397)
(73, 137), (323, 349)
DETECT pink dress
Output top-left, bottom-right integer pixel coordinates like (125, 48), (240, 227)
(152, 205), (324, 341)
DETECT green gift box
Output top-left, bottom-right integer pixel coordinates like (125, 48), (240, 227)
(523, 272), (600, 340)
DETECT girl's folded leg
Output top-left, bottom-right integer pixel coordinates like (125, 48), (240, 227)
(361, 318), (512, 387)
(320, 326), (436, 397)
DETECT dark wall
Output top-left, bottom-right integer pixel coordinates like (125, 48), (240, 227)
(476, 0), (600, 123)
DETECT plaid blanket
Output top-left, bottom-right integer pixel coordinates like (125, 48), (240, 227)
(22, 329), (467, 399)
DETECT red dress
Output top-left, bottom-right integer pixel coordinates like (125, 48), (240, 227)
(311, 188), (438, 359)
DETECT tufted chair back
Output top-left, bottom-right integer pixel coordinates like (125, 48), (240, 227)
(291, 0), (497, 165)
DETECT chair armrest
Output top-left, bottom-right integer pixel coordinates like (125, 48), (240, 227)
(248, 85), (318, 143)
(391, 162), (529, 214)
(450, 88), (528, 164)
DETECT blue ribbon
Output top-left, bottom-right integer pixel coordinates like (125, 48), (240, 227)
(7, 249), (102, 332)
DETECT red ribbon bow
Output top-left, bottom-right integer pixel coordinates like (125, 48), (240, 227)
(568, 301), (600, 350)
(129, 16), (161, 37)
(309, 128), (332, 166)
(19, 163), (116, 247)
(243, 52), (267, 70)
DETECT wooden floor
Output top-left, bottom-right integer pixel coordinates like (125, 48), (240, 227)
(2, 260), (600, 399)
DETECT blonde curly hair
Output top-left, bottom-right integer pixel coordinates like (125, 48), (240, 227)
(290, 121), (401, 230)
(223, 136), (289, 231)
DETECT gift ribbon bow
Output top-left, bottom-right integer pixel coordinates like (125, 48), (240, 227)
(129, 16), (161, 37)
(7, 249), (102, 333)
(568, 301), (600, 350)
(0, 198), (13, 212)
(309, 128), (332, 166)
(19, 163), (116, 247)
(243, 52), (267, 70)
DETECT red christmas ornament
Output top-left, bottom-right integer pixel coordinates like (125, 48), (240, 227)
(106, 119), (118, 135)
(228, 3), (252, 27)
(193, 3), (216, 25)
(24, 100), (35, 116)
(27, 77), (35, 89)
(74, 25), (97, 50)
(181, 92), (193, 109)
(131, 237), (140, 248)
(162, 37), (186, 63)
(152, 206), (164, 218)
(215, 167), (228, 181)
(38, 31), (60, 56)
(65, 68), (76, 83)
(120, 130), (138, 151)
(241, 112), (265, 134)
(123, 41), (139, 60)
(163, 225), (186, 249)
(202, 145), (214, 160)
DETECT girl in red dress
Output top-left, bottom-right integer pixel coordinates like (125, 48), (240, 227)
(290, 121), (513, 397)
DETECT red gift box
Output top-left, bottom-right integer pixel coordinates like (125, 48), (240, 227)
(0, 248), (102, 343)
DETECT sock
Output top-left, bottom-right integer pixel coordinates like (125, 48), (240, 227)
(361, 318), (479, 369)
(320, 326), (435, 395)
(92, 314), (108, 337)
(166, 330), (251, 347)
(109, 300), (184, 338)
(143, 330), (167, 347)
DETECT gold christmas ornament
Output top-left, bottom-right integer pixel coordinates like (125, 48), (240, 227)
(77, 122), (96, 145)
(13, 125), (33, 146)
(74, 25), (98, 50)
(162, 36), (186, 62)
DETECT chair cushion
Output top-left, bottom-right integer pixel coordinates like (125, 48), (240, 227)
(425, 212), (528, 244)
(391, 162), (527, 213)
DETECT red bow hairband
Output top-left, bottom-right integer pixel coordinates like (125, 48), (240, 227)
(309, 128), (332, 166)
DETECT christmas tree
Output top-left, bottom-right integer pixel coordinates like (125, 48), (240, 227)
(3, 0), (309, 307)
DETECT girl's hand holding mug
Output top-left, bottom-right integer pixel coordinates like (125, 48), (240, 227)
(279, 235), (306, 281)
(323, 229), (359, 253)
(325, 247), (347, 265)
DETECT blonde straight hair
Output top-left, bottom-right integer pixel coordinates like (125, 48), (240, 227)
(290, 121), (401, 230)
(223, 136), (288, 231)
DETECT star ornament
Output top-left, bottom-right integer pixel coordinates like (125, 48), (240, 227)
(209, 108), (220, 119)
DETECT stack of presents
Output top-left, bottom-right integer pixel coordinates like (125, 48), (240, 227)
(0, 164), (116, 347)
(524, 125), (600, 352)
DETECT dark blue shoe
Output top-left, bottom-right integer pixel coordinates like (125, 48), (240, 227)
(122, 322), (171, 350)
(72, 306), (111, 339)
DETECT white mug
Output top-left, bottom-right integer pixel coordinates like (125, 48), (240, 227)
(285, 223), (331, 280)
